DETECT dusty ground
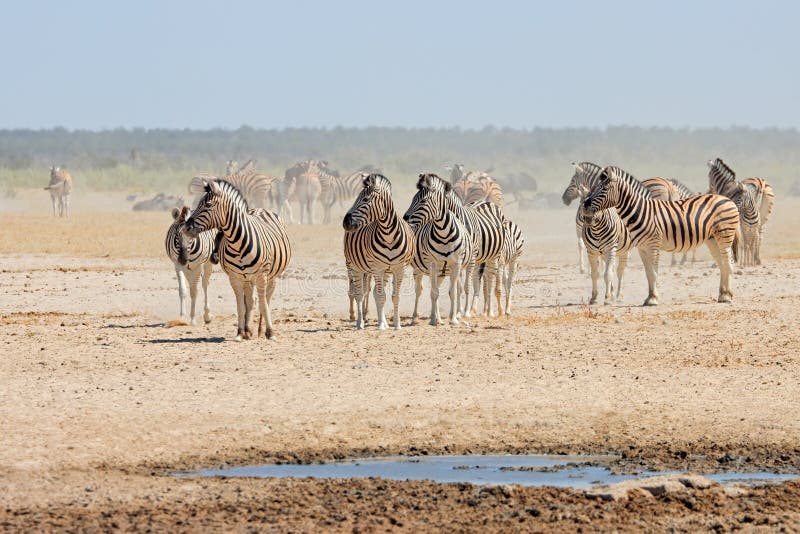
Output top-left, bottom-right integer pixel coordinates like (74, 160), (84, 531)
(1, 189), (800, 531)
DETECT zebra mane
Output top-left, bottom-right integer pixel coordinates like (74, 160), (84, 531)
(604, 166), (652, 198)
(366, 173), (392, 192)
(709, 158), (736, 182)
(208, 178), (249, 210)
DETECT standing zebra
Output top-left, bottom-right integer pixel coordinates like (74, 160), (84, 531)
(319, 168), (365, 224)
(406, 173), (506, 317)
(293, 159), (324, 224)
(578, 198), (632, 305)
(45, 166), (73, 218)
(490, 218), (524, 315)
(707, 158), (774, 265)
(343, 174), (413, 330)
(404, 174), (475, 326)
(583, 166), (739, 305)
(165, 206), (216, 325)
(727, 182), (761, 267)
(183, 179), (292, 340)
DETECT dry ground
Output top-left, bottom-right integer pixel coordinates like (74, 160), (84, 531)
(1, 190), (800, 531)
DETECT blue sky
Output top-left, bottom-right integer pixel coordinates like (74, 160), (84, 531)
(3, 0), (798, 130)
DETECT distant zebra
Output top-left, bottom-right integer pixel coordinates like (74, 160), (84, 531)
(641, 177), (698, 266)
(320, 169), (366, 224)
(583, 166), (740, 305)
(189, 161), (277, 211)
(45, 166), (73, 218)
(343, 174), (413, 330)
(183, 179), (292, 340)
(404, 174), (475, 326)
(707, 158), (774, 265)
(295, 159), (325, 224)
(406, 173), (506, 317)
(165, 206), (216, 325)
(464, 173), (504, 208)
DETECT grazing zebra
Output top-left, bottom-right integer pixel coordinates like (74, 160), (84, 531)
(727, 182), (761, 267)
(641, 177), (698, 266)
(707, 158), (775, 265)
(404, 174), (475, 326)
(45, 166), (73, 218)
(407, 173), (506, 317)
(320, 169), (365, 224)
(578, 198), (632, 305)
(343, 173), (413, 330)
(583, 166), (740, 305)
(165, 206), (216, 325)
(183, 179), (292, 340)
(464, 173), (504, 208)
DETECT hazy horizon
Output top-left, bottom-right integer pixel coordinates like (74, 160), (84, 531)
(4, 0), (799, 130)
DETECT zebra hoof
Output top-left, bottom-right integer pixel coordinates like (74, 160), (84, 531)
(429, 318), (440, 326)
(265, 329), (274, 339)
(449, 318), (459, 326)
(589, 298), (598, 305)
(643, 298), (659, 306)
(190, 317), (197, 326)
(204, 314), (212, 324)
(235, 334), (244, 342)
(377, 323), (388, 331)
(718, 293), (732, 303)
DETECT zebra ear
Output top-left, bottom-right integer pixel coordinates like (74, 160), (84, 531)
(706, 159), (715, 168)
(571, 162), (581, 171)
(417, 174), (425, 189)
(171, 207), (181, 220)
(208, 180), (223, 196)
(443, 181), (452, 193)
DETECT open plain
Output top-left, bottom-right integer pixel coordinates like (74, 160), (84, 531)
(2, 190), (800, 531)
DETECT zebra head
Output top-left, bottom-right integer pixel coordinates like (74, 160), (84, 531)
(403, 173), (449, 230)
(729, 182), (760, 226)
(225, 160), (238, 175)
(342, 173), (393, 231)
(563, 162), (602, 205)
(707, 157), (736, 195)
(182, 179), (247, 238)
(171, 206), (191, 266)
(582, 167), (620, 222)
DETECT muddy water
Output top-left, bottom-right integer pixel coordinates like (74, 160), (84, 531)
(180, 455), (799, 489)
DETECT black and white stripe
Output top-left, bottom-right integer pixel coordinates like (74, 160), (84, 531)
(343, 173), (413, 330)
(165, 206), (217, 325)
(182, 179), (292, 340)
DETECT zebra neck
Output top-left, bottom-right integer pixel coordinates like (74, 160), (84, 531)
(376, 204), (402, 232)
(433, 209), (454, 231)
(219, 205), (253, 240)
(614, 180), (650, 222)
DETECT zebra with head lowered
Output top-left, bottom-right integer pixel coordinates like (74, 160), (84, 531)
(165, 206), (217, 325)
(407, 173), (506, 317)
(404, 173), (475, 326)
(583, 166), (740, 305)
(45, 166), (73, 218)
(707, 158), (774, 266)
(343, 173), (413, 330)
(183, 179), (292, 340)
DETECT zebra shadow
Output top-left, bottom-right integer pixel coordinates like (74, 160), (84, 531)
(146, 337), (226, 344)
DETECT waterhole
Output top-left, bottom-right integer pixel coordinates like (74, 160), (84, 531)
(178, 455), (798, 489)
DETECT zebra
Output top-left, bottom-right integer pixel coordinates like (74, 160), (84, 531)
(289, 159), (324, 224)
(464, 173), (504, 208)
(165, 206), (216, 325)
(578, 198), (632, 305)
(320, 169), (365, 224)
(707, 158), (775, 265)
(403, 174), (475, 326)
(583, 166), (740, 305)
(182, 179), (292, 340)
(727, 182), (761, 267)
(641, 177), (698, 266)
(488, 218), (524, 315)
(406, 173), (506, 317)
(343, 173), (413, 330)
(45, 166), (73, 218)
(189, 162), (277, 211)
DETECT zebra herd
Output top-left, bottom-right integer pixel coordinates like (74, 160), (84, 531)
(563, 158), (774, 306)
(163, 156), (774, 339)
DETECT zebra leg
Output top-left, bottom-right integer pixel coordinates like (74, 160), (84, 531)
(242, 281), (255, 339)
(707, 238), (734, 303)
(412, 270), (423, 325)
(175, 266), (188, 318)
(364, 273), (372, 318)
(504, 258), (516, 316)
(64, 193), (70, 219)
(187, 267), (201, 326)
(229, 276), (248, 341)
(469, 263), (483, 317)
(449, 261), (461, 325)
(588, 252), (600, 305)
(755, 224), (765, 265)
(615, 252), (628, 303)
(50, 192), (57, 217)
(256, 275), (276, 339)
(391, 267), (404, 330)
(603, 248), (616, 305)
(354, 271), (366, 330)
(577, 237), (586, 274)
(429, 262), (441, 326)
(347, 267), (357, 321)
(638, 246), (660, 306)
(493, 263), (504, 317)
(372, 272), (388, 330)
(202, 261), (212, 324)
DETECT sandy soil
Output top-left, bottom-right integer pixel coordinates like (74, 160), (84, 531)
(1, 190), (800, 531)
